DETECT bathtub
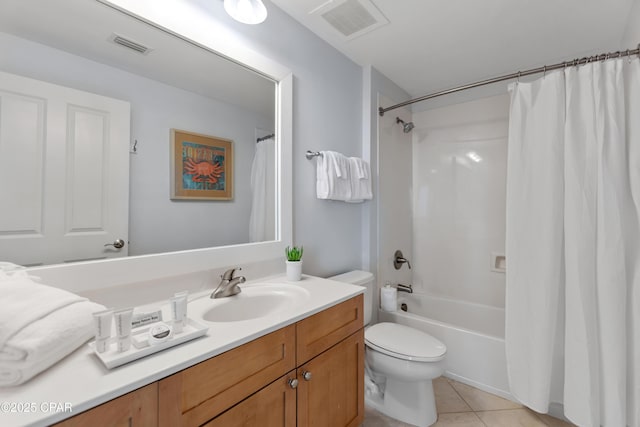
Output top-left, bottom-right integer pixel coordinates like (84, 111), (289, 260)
(377, 292), (513, 400)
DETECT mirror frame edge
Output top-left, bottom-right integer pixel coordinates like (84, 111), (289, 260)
(28, 3), (293, 293)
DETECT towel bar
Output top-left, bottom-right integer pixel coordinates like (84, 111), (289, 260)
(305, 150), (322, 160)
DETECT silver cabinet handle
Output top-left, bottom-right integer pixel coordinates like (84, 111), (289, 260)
(302, 371), (312, 381)
(288, 378), (299, 389)
(104, 239), (125, 249)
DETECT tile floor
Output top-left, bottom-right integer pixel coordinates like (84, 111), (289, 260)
(363, 377), (576, 427)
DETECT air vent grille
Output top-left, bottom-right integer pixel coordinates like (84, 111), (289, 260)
(322, 0), (377, 37)
(110, 34), (151, 55)
(314, 0), (389, 41)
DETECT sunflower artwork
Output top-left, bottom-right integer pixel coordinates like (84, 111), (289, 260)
(171, 129), (234, 200)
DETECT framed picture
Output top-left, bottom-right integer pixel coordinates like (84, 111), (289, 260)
(170, 129), (233, 200)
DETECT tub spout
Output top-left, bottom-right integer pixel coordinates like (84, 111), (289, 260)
(397, 283), (413, 293)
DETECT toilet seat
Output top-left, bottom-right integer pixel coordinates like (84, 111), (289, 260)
(365, 322), (446, 362)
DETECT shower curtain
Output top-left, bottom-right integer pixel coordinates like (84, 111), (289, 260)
(249, 136), (275, 242)
(506, 58), (640, 426)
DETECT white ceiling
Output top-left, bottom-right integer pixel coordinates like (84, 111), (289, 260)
(0, 0), (275, 118)
(271, 0), (636, 101)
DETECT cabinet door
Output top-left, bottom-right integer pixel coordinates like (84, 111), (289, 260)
(203, 371), (297, 427)
(297, 329), (364, 427)
(53, 383), (157, 427)
(159, 325), (296, 427)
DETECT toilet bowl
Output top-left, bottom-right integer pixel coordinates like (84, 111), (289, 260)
(329, 271), (447, 427)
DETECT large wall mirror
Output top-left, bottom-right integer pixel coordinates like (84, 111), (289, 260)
(0, 0), (293, 289)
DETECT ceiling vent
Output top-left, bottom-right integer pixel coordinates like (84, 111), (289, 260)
(312, 0), (389, 40)
(109, 33), (152, 55)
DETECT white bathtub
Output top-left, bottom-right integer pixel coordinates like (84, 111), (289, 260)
(377, 293), (513, 400)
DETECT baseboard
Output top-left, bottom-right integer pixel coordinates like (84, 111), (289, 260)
(443, 371), (570, 423)
(443, 370), (516, 402)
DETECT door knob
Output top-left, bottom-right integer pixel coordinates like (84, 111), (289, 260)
(104, 239), (125, 249)
(288, 378), (299, 389)
(302, 370), (312, 381)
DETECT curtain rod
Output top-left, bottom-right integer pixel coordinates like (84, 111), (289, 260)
(256, 133), (275, 143)
(379, 44), (640, 116)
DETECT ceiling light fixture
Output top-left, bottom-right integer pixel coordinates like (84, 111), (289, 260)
(224, 0), (268, 24)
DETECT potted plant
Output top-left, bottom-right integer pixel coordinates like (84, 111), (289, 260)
(285, 245), (303, 281)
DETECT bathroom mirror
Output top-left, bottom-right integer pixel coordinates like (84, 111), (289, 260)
(0, 0), (288, 269)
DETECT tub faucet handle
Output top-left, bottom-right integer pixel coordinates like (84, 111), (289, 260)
(393, 250), (412, 270)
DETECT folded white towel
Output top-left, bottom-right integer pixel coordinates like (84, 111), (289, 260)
(347, 157), (373, 203)
(0, 299), (104, 362)
(316, 151), (352, 201)
(0, 325), (95, 387)
(0, 276), (105, 386)
(0, 276), (87, 349)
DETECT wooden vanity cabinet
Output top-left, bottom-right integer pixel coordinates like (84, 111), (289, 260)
(158, 325), (296, 427)
(53, 382), (158, 427)
(295, 294), (365, 427)
(191, 294), (365, 427)
(54, 294), (364, 427)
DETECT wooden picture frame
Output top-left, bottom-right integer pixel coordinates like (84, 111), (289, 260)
(170, 129), (233, 200)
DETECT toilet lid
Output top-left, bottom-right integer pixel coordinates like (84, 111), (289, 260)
(365, 322), (446, 362)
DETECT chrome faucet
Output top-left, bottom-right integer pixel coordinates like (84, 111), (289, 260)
(396, 283), (413, 294)
(211, 267), (246, 299)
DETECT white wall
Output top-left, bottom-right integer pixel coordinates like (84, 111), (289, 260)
(189, 0), (364, 277)
(0, 32), (273, 256)
(623, 0), (640, 47)
(411, 94), (509, 308)
(377, 98), (413, 292)
(361, 67), (412, 321)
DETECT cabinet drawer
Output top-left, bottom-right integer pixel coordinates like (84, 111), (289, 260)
(53, 383), (157, 427)
(159, 324), (296, 427)
(296, 294), (363, 365)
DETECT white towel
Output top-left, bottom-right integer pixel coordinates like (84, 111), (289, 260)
(0, 299), (104, 362)
(0, 276), (87, 349)
(0, 327), (94, 386)
(347, 157), (372, 203)
(0, 276), (105, 386)
(316, 150), (352, 201)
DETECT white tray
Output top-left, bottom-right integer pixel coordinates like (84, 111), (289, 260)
(89, 318), (208, 369)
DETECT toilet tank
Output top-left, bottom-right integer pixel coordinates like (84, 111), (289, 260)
(328, 270), (374, 326)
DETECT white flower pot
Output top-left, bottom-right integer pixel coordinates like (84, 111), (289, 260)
(286, 260), (302, 281)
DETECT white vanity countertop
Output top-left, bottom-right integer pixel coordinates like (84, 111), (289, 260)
(0, 274), (364, 427)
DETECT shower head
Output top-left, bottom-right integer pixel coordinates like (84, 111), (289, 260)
(396, 117), (415, 133)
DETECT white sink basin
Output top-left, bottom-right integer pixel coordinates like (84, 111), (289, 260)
(189, 283), (310, 323)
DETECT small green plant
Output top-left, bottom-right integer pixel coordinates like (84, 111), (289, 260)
(285, 245), (303, 262)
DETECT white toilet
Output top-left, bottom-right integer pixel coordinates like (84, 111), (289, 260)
(330, 270), (447, 427)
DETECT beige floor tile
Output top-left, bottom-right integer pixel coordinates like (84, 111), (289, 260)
(434, 377), (473, 413)
(362, 406), (415, 427)
(536, 413), (576, 427)
(433, 412), (485, 427)
(449, 380), (522, 411)
(477, 409), (546, 427)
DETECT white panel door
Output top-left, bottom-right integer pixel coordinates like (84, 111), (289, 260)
(0, 71), (130, 266)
